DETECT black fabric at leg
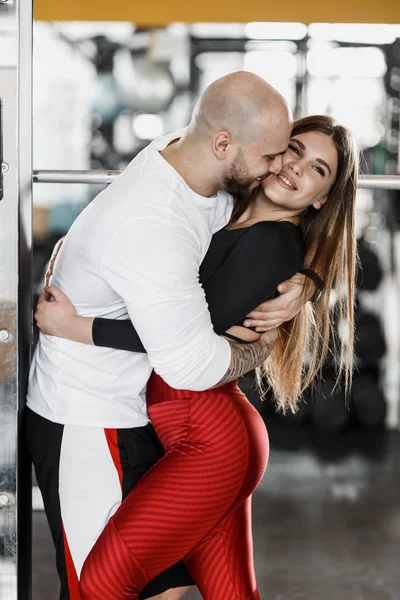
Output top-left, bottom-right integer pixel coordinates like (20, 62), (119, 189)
(27, 407), (70, 600)
(117, 423), (195, 599)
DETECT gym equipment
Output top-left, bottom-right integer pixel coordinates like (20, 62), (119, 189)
(91, 36), (125, 124)
(32, 171), (400, 186)
(356, 236), (383, 291)
(351, 372), (386, 428)
(283, 390), (312, 425)
(0, 1), (32, 596)
(311, 378), (350, 431)
(354, 307), (386, 366)
(2, 2), (400, 595)
(115, 51), (176, 114)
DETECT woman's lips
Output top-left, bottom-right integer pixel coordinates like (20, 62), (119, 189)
(276, 174), (297, 191)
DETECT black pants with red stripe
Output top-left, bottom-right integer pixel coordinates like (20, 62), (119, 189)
(27, 407), (194, 599)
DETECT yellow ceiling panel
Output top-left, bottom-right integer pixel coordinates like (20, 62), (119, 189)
(34, 0), (400, 25)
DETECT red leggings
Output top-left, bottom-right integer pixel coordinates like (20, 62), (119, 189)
(80, 374), (269, 600)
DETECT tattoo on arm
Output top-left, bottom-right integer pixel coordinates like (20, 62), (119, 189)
(216, 339), (271, 386)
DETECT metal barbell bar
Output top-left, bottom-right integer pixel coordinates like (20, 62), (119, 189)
(32, 171), (400, 190)
(33, 170), (117, 185)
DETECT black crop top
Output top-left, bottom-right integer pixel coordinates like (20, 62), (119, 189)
(92, 221), (303, 352)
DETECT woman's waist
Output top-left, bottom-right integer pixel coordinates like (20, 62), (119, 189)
(147, 371), (242, 406)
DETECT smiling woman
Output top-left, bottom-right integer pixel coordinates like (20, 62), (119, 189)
(229, 114), (359, 408)
(262, 130), (339, 211)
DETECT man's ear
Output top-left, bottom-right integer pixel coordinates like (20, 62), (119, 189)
(213, 131), (233, 160)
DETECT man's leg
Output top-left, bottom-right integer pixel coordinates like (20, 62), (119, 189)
(28, 408), (194, 599)
(28, 407), (126, 599)
(27, 408), (74, 598)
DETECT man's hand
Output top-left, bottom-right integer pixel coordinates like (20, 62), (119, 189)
(243, 272), (311, 332)
(35, 286), (78, 338)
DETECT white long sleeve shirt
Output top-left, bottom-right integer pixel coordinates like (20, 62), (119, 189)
(27, 131), (234, 428)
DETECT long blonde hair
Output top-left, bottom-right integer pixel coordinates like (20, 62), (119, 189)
(239, 115), (358, 413)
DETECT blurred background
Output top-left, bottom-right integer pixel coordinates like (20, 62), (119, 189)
(30, 14), (400, 600)
(32, 19), (400, 432)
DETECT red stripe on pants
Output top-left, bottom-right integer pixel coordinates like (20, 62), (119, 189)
(104, 429), (123, 488)
(80, 375), (268, 600)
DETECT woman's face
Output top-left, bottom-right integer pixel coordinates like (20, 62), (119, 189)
(261, 131), (339, 212)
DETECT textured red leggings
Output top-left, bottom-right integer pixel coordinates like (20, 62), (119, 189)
(80, 374), (269, 600)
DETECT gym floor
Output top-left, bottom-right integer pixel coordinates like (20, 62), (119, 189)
(32, 418), (400, 600)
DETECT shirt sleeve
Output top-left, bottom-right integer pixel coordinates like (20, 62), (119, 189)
(100, 214), (231, 391)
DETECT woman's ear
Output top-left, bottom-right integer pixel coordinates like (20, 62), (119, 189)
(312, 195), (328, 210)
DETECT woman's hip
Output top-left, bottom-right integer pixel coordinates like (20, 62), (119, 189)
(147, 373), (269, 487)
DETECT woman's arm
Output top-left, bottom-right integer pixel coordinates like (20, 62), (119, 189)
(243, 270), (321, 333)
(92, 317), (145, 351)
(35, 287), (145, 352)
(35, 288), (259, 350)
(36, 222), (302, 351)
(203, 222), (303, 339)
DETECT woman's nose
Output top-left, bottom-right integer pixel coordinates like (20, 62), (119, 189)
(288, 162), (302, 177)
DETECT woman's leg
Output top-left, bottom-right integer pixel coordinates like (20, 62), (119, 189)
(184, 497), (260, 600)
(117, 426), (194, 599)
(79, 390), (268, 600)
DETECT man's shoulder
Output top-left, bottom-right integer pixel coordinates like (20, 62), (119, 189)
(115, 145), (184, 201)
(122, 128), (186, 182)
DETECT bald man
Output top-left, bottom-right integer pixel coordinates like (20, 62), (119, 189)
(27, 72), (314, 600)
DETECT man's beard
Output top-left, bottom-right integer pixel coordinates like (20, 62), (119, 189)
(222, 148), (260, 200)
(223, 149), (261, 221)
(223, 177), (255, 200)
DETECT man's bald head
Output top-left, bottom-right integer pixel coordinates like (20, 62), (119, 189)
(191, 71), (292, 145)
(176, 72), (293, 200)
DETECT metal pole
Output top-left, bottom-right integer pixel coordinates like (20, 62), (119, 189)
(0, 0), (32, 599)
(33, 169), (118, 185)
(32, 170), (400, 190)
(358, 175), (400, 190)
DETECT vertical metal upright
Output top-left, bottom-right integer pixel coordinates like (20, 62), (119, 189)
(0, 0), (32, 599)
